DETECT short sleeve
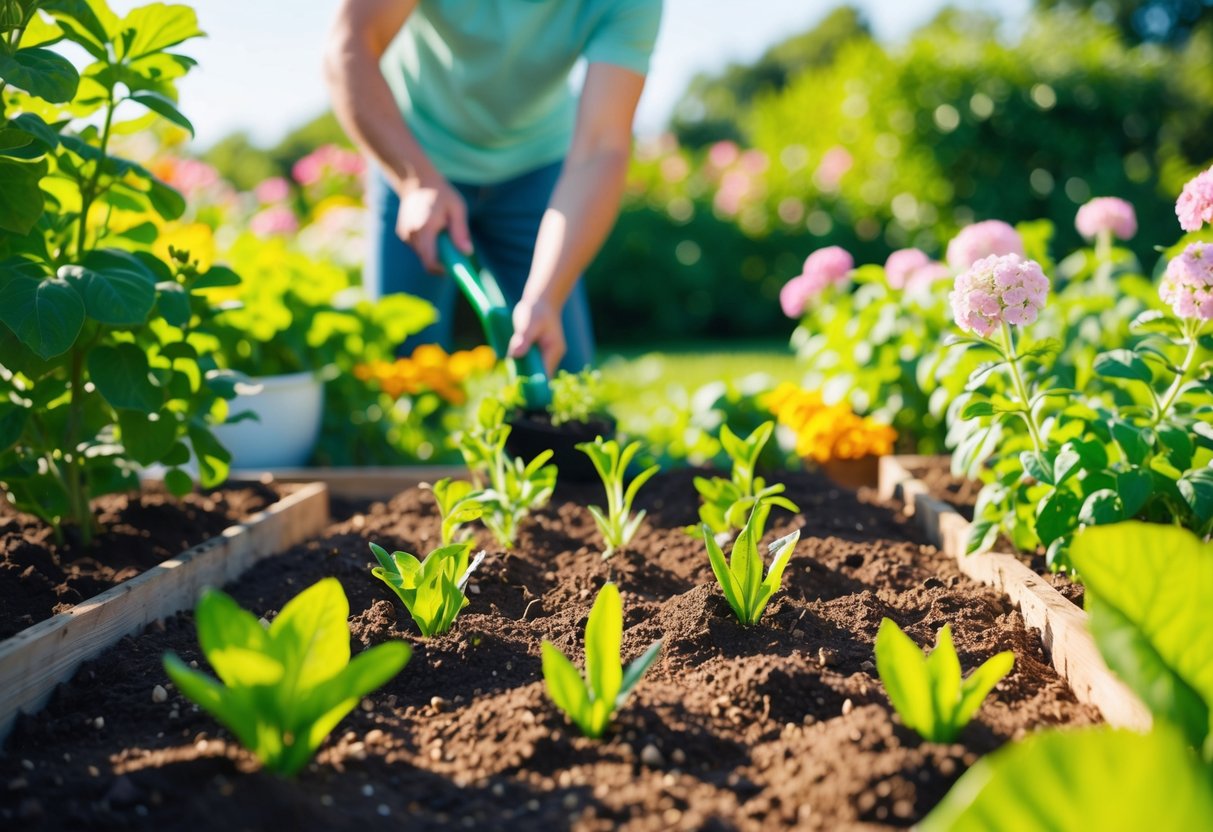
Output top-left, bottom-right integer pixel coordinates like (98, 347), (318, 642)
(582, 0), (663, 76)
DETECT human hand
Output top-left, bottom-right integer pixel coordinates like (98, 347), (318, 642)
(396, 174), (472, 272)
(508, 296), (565, 376)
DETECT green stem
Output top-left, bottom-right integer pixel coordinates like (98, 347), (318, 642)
(1093, 229), (1113, 287)
(1152, 320), (1205, 427)
(64, 347), (93, 545)
(76, 89), (117, 260)
(1000, 322), (1047, 458)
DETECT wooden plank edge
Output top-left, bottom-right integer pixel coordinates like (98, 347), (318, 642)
(878, 456), (1151, 731)
(0, 482), (330, 743)
(230, 466), (467, 500)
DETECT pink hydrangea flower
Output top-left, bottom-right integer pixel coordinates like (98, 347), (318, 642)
(950, 254), (1049, 338)
(254, 176), (291, 204)
(779, 247), (854, 318)
(1160, 242), (1213, 320)
(885, 248), (931, 289)
(1076, 197), (1137, 241)
(946, 220), (1025, 271)
(1176, 165), (1213, 232)
(250, 205), (299, 237)
(813, 146), (852, 191)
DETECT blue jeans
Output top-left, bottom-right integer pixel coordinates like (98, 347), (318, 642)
(365, 160), (595, 371)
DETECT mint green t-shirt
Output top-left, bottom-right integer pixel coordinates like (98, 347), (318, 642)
(382, 0), (663, 185)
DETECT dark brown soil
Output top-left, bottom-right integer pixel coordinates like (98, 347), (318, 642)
(0, 482), (286, 639)
(907, 459), (1083, 607)
(0, 470), (1098, 831)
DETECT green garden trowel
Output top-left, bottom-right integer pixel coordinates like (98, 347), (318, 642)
(437, 233), (552, 410)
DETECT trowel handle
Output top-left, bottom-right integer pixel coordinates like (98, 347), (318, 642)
(436, 234), (552, 409)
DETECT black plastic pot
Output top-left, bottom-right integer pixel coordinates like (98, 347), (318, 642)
(505, 410), (617, 482)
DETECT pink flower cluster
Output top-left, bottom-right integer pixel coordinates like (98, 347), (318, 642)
(254, 176), (291, 204)
(1076, 197), (1137, 241)
(250, 205), (299, 237)
(292, 144), (365, 187)
(946, 220), (1024, 271)
(950, 254), (1049, 338)
(1160, 242), (1213, 320)
(884, 248), (950, 292)
(1176, 165), (1213, 232)
(780, 246), (853, 318)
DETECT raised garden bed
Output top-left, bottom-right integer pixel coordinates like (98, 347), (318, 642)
(1, 469), (1098, 830)
(0, 482), (330, 742)
(878, 455), (1151, 733)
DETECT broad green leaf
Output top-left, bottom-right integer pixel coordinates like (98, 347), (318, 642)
(1116, 468), (1152, 517)
(269, 577), (351, 694)
(162, 653), (260, 753)
(61, 252), (156, 325)
(155, 280), (190, 327)
(920, 726), (1213, 831)
(875, 618), (936, 739)
(0, 46), (78, 102)
(0, 274), (83, 358)
(87, 343), (162, 411)
(128, 89), (194, 136)
(0, 403), (29, 452)
(117, 410), (177, 465)
(1071, 522), (1213, 752)
(1093, 349), (1154, 384)
(1035, 489), (1079, 546)
(730, 504), (764, 616)
(119, 3), (203, 60)
(1178, 469), (1213, 522)
(195, 589), (278, 687)
(1078, 489), (1122, 526)
(542, 641), (591, 734)
(585, 583), (623, 705)
(187, 424), (230, 488)
(163, 467), (192, 496)
(961, 400), (997, 419)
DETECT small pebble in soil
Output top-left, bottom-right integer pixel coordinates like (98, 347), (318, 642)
(258, 617), (270, 628)
(491, 783), (505, 798)
(817, 647), (839, 667)
(861, 660), (876, 673)
(562, 794), (578, 810)
(671, 749), (686, 766)
(361, 784), (374, 797)
(377, 804), (390, 817)
(430, 696), (447, 711)
(320, 795), (334, 807)
(640, 744), (664, 767)
(20, 760), (33, 771)
(92, 717), (104, 730)
(151, 685), (167, 703)
(842, 698), (854, 715)
(365, 729), (385, 745)
(189, 660), (198, 668)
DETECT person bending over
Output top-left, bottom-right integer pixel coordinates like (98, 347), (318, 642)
(325, 0), (663, 373)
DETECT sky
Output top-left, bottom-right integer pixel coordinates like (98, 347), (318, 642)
(138, 0), (1031, 149)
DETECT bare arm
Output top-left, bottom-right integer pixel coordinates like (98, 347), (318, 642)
(508, 63), (646, 372)
(323, 0), (470, 268)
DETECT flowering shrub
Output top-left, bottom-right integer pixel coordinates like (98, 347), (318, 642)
(945, 221), (1025, 272)
(779, 246), (853, 318)
(948, 173), (1213, 567)
(764, 383), (896, 464)
(1176, 165), (1213, 232)
(355, 345), (497, 405)
(1076, 197), (1137, 242)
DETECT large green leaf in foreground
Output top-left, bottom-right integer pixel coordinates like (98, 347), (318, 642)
(921, 726), (1213, 831)
(1070, 522), (1213, 753)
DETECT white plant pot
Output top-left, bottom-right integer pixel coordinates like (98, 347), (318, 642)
(212, 371), (324, 469)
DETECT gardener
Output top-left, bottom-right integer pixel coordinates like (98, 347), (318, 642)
(325, 0), (663, 373)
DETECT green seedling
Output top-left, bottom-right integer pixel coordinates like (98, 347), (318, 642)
(694, 421), (799, 534)
(703, 497), (800, 625)
(576, 436), (660, 558)
(425, 477), (486, 545)
(541, 583), (662, 738)
(370, 542), (486, 636)
(163, 578), (410, 776)
(457, 398), (558, 548)
(549, 368), (607, 426)
(875, 618), (1014, 743)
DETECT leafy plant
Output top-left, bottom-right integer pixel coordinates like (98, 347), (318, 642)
(0, 0), (246, 542)
(576, 436), (660, 558)
(369, 541), (485, 637)
(541, 582), (662, 738)
(693, 421), (799, 534)
(163, 578), (410, 776)
(457, 398), (557, 548)
(425, 476), (485, 546)
(549, 368), (607, 426)
(874, 618), (1013, 743)
(921, 521), (1213, 829)
(703, 498), (800, 626)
